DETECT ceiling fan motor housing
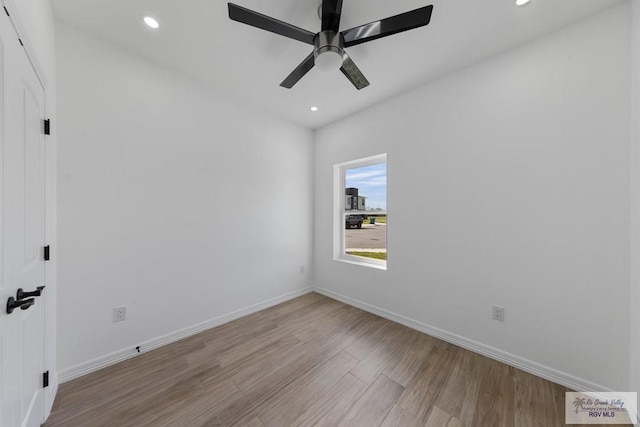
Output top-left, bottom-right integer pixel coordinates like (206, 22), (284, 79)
(315, 31), (344, 58)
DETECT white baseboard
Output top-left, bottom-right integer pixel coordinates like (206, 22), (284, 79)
(312, 286), (612, 393)
(58, 287), (313, 383)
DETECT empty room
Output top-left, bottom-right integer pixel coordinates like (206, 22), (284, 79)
(1, 0), (639, 425)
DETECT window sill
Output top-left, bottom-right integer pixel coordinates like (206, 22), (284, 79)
(334, 256), (387, 271)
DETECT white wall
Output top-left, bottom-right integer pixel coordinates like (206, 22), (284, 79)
(314, 4), (630, 391)
(8, 0), (58, 416)
(56, 23), (314, 376)
(10, 0), (55, 84)
(630, 0), (640, 410)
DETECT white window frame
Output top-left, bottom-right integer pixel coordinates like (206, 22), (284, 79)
(333, 153), (387, 270)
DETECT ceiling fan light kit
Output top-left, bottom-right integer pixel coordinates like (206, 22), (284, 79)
(228, 1), (434, 90)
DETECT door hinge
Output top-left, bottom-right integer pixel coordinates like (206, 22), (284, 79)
(43, 371), (49, 388)
(44, 245), (50, 261)
(44, 119), (51, 135)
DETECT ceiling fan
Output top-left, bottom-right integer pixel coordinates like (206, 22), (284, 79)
(228, 1), (434, 90)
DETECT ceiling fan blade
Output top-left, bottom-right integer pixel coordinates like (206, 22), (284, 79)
(322, 0), (344, 32)
(340, 52), (370, 90)
(228, 3), (315, 45)
(280, 52), (316, 89)
(341, 5), (433, 48)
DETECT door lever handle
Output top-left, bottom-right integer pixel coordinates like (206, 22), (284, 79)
(6, 297), (35, 314)
(16, 286), (45, 300)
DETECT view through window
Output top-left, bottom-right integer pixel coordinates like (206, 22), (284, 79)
(341, 156), (387, 268)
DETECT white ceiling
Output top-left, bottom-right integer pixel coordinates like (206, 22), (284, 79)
(52, 0), (625, 129)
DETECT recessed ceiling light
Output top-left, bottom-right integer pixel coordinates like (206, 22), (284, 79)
(515, 0), (531, 6)
(143, 16), (160, 29)
(310, 106), (319, 112)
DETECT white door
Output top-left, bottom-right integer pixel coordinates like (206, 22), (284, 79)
(0, 9), (47, 427)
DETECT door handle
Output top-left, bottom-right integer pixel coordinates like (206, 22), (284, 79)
(6, 297), (35, 314)
(16, 286), (45, 300)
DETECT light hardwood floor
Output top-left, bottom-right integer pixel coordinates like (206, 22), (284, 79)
(45, 293), (589, 427)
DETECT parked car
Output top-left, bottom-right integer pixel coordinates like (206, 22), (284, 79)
(345, 214), (365, 229)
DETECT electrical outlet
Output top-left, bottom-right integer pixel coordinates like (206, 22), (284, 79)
(113, 306), (127, 322)
(300, 265), (305, 274)
(492, 305), (505, 322)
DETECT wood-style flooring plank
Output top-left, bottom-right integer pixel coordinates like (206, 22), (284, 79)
(300, 311), (383, 361)
(425, 407), (463, 427)
(153, 379), (241, 427)
(230, 415), (265, 427)
(380, 405), (424, 427)
(382, 330), (435, 387)
(227, 336), (307, 392)
(514, 370), (564, 427)
(396, 339), (462, 422)
(214, 340), (355, 425)
(349, 324), (417, 384)
(291, 304), (373, 349)
(291, 373), (368, 427)
(343, 317), (397, 360)
(255, 351), (358, 426)
(336, 374), (404, 427)
(472, 368), (516, 427)
(434, 350), (485, 425)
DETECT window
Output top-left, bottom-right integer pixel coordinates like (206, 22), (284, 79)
(333, 154), (387, 270)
